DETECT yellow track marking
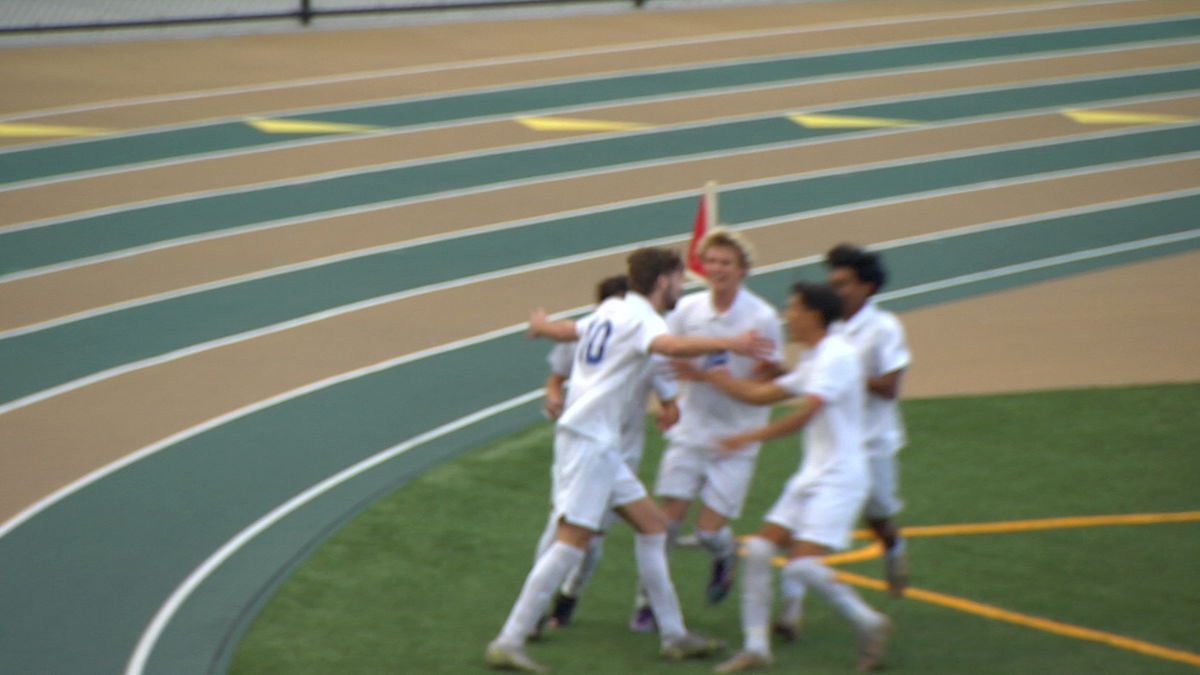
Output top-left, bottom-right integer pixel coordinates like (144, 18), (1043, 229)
(244, 117), (385, 134)
(0, 123), (112, 137)
(1063, 108), (1198, 125)
(515, 116), (650, 132)
(788, 113), (918, 128)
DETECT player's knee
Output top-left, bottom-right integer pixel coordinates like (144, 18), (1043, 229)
(744, 536), (775, 565)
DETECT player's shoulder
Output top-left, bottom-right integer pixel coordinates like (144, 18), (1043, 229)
(734, 287), (778, 316)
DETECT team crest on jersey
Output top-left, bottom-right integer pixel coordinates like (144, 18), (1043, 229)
(703, 350), (729, 369)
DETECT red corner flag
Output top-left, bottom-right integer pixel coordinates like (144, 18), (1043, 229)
(686, 181), (718, 279)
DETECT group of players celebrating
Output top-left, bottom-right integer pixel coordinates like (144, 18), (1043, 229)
(486, 229), (911, 673)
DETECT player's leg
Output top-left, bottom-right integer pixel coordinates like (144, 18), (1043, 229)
(782, 486), (891, 671)
(695, 448), (755, 604)
(615, 493), (722, 660)
(488, 430), (616, 671)
(713, 522), (789, 672)
(547, 509), (617, 629)
(864, 453), (907, 596)
(633, 442), (703, 628)
(488, 520), (593, 671)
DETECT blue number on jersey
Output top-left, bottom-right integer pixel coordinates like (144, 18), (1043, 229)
(584, 320), (614, 365)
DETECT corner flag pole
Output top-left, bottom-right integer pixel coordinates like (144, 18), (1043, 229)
(686, 181), (718, 280)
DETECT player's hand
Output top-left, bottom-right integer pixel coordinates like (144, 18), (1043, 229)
(669, 359), (706, 382)
(527, 308), (548, 338)
(728, 330), (774, 359)
(719, 433), (751, 453)
(543, 392), (564, 419)
(655, 399), (680, 430)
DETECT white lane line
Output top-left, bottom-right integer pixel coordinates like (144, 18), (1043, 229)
(121, 224), (1200, 675)
(1, 65), (1196, 284)
(1, 114), (1196, 341)
(119, 385), (547, 675)
(1, 166), (1196, 423)
(0, 0), (1153, 128)
(0, 0), (1137, 124)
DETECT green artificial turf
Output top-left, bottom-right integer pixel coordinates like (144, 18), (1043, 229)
(230, 383), (1200, 674)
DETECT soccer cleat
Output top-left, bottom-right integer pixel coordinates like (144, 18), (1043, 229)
(884, 544), (909, 597)
(771, 616), (803, 643)
(485, 640), (547, 673)
(660, 631), (725, 660)
(548, 591), (578, 628)
(675, 531), (702, 547)
(706, 555), (737, 604)
(629, 605), (657, 632)
(854, 614), (892, 672)
(713, 649), (774, 672)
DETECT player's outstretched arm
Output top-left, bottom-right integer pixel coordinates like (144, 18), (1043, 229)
(672, 361), (791, 406)
(720, 394), (823, 451)
(527, 309), (578, 342)
(649, 329), (773, 359)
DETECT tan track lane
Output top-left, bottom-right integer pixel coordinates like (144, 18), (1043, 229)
(4, 94), (1198, 333)
(2, 154), (1196, 522)
(3, 40), (1196, 227)
(2, 0), (1184, 132)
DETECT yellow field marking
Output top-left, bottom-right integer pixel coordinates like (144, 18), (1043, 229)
(515, 116), (650, 132)
(245, 117), (385, 134)
(851, 510), (1200, 539)
(788, 113), (918, 129)
(1063, 108), (1198, 125)
(741, 511), (1200, 666)
(833, 569), (1200, 668)
(0, 123), (112, 137)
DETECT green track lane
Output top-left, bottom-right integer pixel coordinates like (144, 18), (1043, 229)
(1, 198), (1195, 675)
(3, 66), (1199, 279)
(0, 16), (1195, 185)
(2, 124), (1198, 405)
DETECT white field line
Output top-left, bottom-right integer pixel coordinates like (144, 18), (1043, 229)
(2, 75), (1197, 287)
(3, 33), (1195, 197)
(0, 0), (1141, 125)
(121, 223), (1200, 675)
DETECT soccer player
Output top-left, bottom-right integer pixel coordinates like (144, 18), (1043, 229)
(673, 282), (891, 672)
(634, 228), (783, 630)
(533, 274), (679, 632)
(485, 247), (774, 673)
(774, 244), (913, 639)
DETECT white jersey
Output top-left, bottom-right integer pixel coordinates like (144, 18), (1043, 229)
(775, 333), (867, 489)
(547, 336), (675, 463)
(557, 293), (669, 445)
(832, 299), (910, 456)
(664, 287), (783, 448)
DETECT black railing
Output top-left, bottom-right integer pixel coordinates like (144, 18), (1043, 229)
(0, 0), (647, 34)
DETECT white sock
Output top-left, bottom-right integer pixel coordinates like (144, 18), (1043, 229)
(697, 525), (737, 560)
(497, 541), (585, 645)
(533, 512), (558, 562)
(777, 572), (807, 625)
(665, 519), (683, 550)
(562, 533), (604, 597)
(741, 536), (776, 655)
(783, 557), (879, 629)
(635, 532), (686, 641)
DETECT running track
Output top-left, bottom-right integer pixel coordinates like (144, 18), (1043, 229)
(0, 1), (1197, 672)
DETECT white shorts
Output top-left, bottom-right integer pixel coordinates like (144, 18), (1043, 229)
(552, 428), (647, 531)
(654, 440), (759, 519)
(863, 453), (903, 519)
(764, 478), (868, 551)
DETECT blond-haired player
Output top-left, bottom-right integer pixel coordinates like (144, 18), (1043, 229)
(632, 229), (784, 630)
